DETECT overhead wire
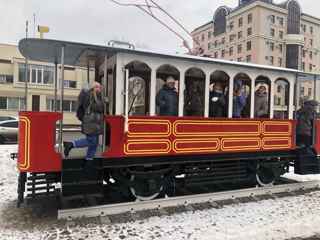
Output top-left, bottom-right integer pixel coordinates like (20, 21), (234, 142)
(108, 0), (201, 54)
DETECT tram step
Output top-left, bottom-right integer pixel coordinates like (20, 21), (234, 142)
(26, 180), (56, 186)
(27, 186), (55, 191)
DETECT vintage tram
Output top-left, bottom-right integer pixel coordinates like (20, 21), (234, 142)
(16, 38), (320, 205)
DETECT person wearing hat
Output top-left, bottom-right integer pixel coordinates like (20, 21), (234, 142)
(209, 81), (226, 118)
(296, 100), (319, 146)
(156, 76), (178, 116)
(254, 85), (269, 118)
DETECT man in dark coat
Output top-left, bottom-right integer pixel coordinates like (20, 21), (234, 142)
(209, 81), (226, 118)
(63, 81), (105, 162)
(184, 82), (203, 116)
(156, 76), (178, 116)
(296, 100), (319, 147)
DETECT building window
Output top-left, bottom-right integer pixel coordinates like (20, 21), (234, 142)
(287, 1), (301, 34)
(208, 31), (212, 39)
(308, 88), (312, 97)
(208, 42), (211, 50)
(270, 28), (275, 37)
(0, 75), (13, 84)
(18, 64), (54, 85)
(310, 26), (313, 34)
(277, 85), (282, 93)
(270, 15), (275, 24)
(309, 64), (313, 72)
(214, 40), (218, 48)
(278, 57), (282, 67)
(278, 17), (284, 26)
(214, 8), (228, 36)
(221, 37), (225, 44)
(229, 34), (235, 42)
(237, 44), (242, 53)
(247, 27), (252, 36)
(309, 51), (313, 59)
(270, 56), (274, 65)
(301, 24), (306, 32)
(201, 34), (205, 41)
(246, 55), (252, 62)
(214, 52), (218, 58)
(247, 41), (252, 51)
(310, 39), (313, 47)
(270, 42), (274, 51)
(248, 13), (252, 24)
(279, 44), (283, 53)
(229, 21), (234, 31)
(238, 31), (243, 39)
(0, 96), (25, 111)
(64, 80), (77, 89)
(229, 47), (234, 56)
(238, 17), (243, 27)
(303, 50), (306, 58)
(237, 57), (243, 62)
(279, 31), (284, 39)
(46, 99), (77, 112)
(302, 62), (305, 71)
(221, 50), (225, 58)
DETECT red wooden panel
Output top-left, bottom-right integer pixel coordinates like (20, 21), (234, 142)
(124, 140), (171, 155)
(173, 138), (219, 153)
(173, 120), (260, 137)
(18, 112), (62, 172)
(128, 119), (171, 137)
(262, 137), (292, 150)
(221, 138), (261, 151)
(262, 121), (292, 136)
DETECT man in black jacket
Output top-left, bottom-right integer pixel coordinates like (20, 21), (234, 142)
(296, 100), (318, 147)
(209, 81), (226, 118)
(156, 76), (178, 116)
(63, 81), (105, 162)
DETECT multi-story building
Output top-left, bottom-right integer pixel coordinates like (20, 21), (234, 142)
(0, 43), (95, 124)
(192, 0), (320, 73)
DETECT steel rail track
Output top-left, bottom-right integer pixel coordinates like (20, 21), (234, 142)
(58, 180), (320, 220)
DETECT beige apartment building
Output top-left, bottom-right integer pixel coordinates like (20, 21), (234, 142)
(0, 43), (94, 125)
(192, 0), (320, 73)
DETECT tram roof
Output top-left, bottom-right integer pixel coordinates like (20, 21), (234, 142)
(19, 38), (300, 73)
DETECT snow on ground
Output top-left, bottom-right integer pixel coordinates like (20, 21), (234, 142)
(1, 144), (320, 240)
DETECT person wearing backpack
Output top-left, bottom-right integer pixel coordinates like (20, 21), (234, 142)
(63, 81), (105, 167)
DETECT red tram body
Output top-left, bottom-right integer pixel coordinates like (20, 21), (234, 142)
(15, 38), (320, 206)
(18, 112), (296, 173)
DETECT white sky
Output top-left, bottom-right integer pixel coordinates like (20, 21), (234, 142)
(0, 0), (319, 53)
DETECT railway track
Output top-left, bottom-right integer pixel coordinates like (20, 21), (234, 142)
(58, 180), (320, 221)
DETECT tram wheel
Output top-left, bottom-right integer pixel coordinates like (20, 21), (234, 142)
(129, 174), (164, 201)
(256, 163), (276, 187)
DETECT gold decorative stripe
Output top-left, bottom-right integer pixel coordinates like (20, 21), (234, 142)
(127, 120), (171, 138)
(262, 121), (292, 136)
(19, 117), (31, 170)
(124, 139), (171, 155)
(172, 138), (220, 153)
(262, 137), (292, 150)
(173, 120), (261, 137)
(221, 138), (261, 152)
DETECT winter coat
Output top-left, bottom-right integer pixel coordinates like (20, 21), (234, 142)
(156, 85), (178, 116)
(209, 90), (226, 117)
(77, 89), (105, 135)
(232, 94), (246, 118)
(254, 92), (269, 117)
(184, 89), (203, 116)
(296, 105), (316, 137)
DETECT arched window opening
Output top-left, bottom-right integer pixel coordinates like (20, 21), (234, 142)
(274, 79), (289, 119)
(209, 70), (229, 118)
(214, 7), (228, 36)
(156, 64), (180, 116)
(255, 76), (271, 118)
(184, 68), (206, 116)
(233, 73), (251, 118)
(125, 61), (151, 116)
(287, 0), (301, 34)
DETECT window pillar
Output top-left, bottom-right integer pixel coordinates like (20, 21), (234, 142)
(178, 70), (186, 117)
(204, 72), (210, 117)
(149, 68), (157, 116)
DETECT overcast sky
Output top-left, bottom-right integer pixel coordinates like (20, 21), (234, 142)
(0, 0), (319, 53)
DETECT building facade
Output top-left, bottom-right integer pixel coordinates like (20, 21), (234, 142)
(0, 43), (94, 125)
(192, 0), (320, 73)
